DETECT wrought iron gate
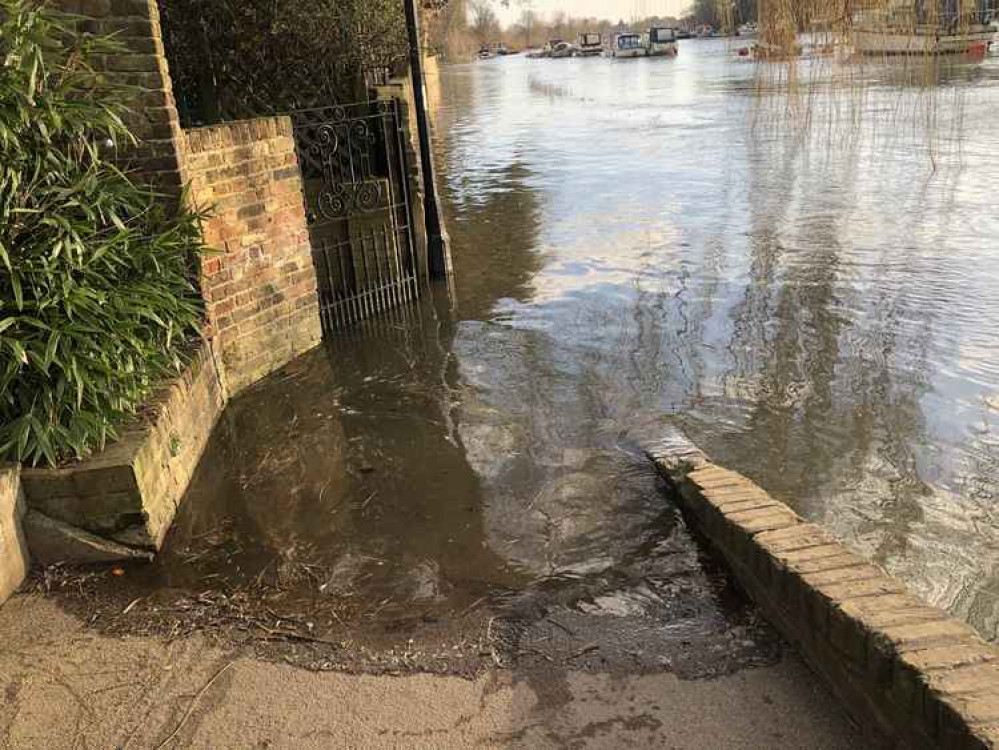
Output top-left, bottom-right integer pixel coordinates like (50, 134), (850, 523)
(292, 99), (419, 332)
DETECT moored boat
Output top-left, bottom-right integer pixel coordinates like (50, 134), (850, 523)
(550, 40), (574, 59)
(647, 26), (679, 57)
(851, 4), (996, 55)
(611, 32), (646, 58)
(576, 32), (604, 57)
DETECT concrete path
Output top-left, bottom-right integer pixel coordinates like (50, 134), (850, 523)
(0, 595), (861, 750)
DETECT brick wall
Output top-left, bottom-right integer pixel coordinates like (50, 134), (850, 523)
(185, 118), (321, 395)
(646, 445), (999, 750)
(21, 343), (225, 559)
(55, 1), (323, 397)
(63, 0), (188, 201)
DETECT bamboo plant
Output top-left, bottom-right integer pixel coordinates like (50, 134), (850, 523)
(0, 0), (206, 467)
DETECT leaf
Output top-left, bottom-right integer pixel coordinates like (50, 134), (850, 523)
(10, 274), (23, 311)
(43, 329), (60, 367)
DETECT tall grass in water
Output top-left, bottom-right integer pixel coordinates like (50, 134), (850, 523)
(745, 0), (989, 169)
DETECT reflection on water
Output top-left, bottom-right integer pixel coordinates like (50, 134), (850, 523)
(112, 40), (999, 653)
(439, 41), (999, 639)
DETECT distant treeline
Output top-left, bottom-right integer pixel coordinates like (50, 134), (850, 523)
(425, 0), (757, 60)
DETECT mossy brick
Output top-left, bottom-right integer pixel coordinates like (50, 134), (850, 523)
(110, 0), (155, 15)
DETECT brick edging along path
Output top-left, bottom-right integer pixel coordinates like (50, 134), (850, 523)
(645, 442), (999, 750)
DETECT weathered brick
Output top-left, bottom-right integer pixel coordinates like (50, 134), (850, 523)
(182, 118), (319, 394)
(879, 620), (979, 653)
(801, 564), (885, 589)
(776, 543), (848, 567)
(718, 497), (784, 515)
(936, 691), (999, 745)
(931, 663), (999, 697)
(903, 644), (998, 673)
(817, 576), (907, 604)
(790, 551), (868, 575)
(755, 523), (831, 550)
(726, 507), (800, 535)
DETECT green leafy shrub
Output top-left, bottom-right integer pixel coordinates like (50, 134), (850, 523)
(0, 0), (205, 467)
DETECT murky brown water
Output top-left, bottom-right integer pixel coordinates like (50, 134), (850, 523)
(46, 41), (999, 662)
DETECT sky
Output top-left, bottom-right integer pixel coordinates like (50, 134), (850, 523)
(495, 0), (689, 27)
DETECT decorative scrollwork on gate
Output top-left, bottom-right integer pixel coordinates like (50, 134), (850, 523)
(316, 180), (384, 221)
(292, 101), (393, 227)
(289, 97), (419, 332)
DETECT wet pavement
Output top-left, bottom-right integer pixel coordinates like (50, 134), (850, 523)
(0, 596), (861, 750)
(29, 38), (999, 682)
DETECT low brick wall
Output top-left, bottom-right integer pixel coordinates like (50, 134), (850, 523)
(0, 467), (29, 606)
(185, 117), (322, 396)
(20, 343), (225, 563)
(646, 444), (999, 749)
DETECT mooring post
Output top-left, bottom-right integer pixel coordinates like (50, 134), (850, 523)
(404, 0), (451, 279)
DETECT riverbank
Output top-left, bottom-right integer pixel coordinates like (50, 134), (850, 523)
(0, 594), (859, 749)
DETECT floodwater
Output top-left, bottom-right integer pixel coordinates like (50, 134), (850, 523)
(428, 40), (999, 640)
(52, 41), (999, 659)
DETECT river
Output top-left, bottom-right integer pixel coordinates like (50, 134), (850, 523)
(431, 40), (999, 640)
(74, 40), (999, 659)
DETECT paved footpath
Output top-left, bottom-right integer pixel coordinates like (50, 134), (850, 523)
(0, 595), (864, 750)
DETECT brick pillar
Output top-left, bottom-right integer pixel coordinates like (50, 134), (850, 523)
(60, 0), (189, 201)
(55, 0), (323, 394)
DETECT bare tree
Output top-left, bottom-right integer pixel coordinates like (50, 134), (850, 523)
(550, 9), (568, 39)
(468, 0), (500, 43)
(517, 7), (537, 47)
